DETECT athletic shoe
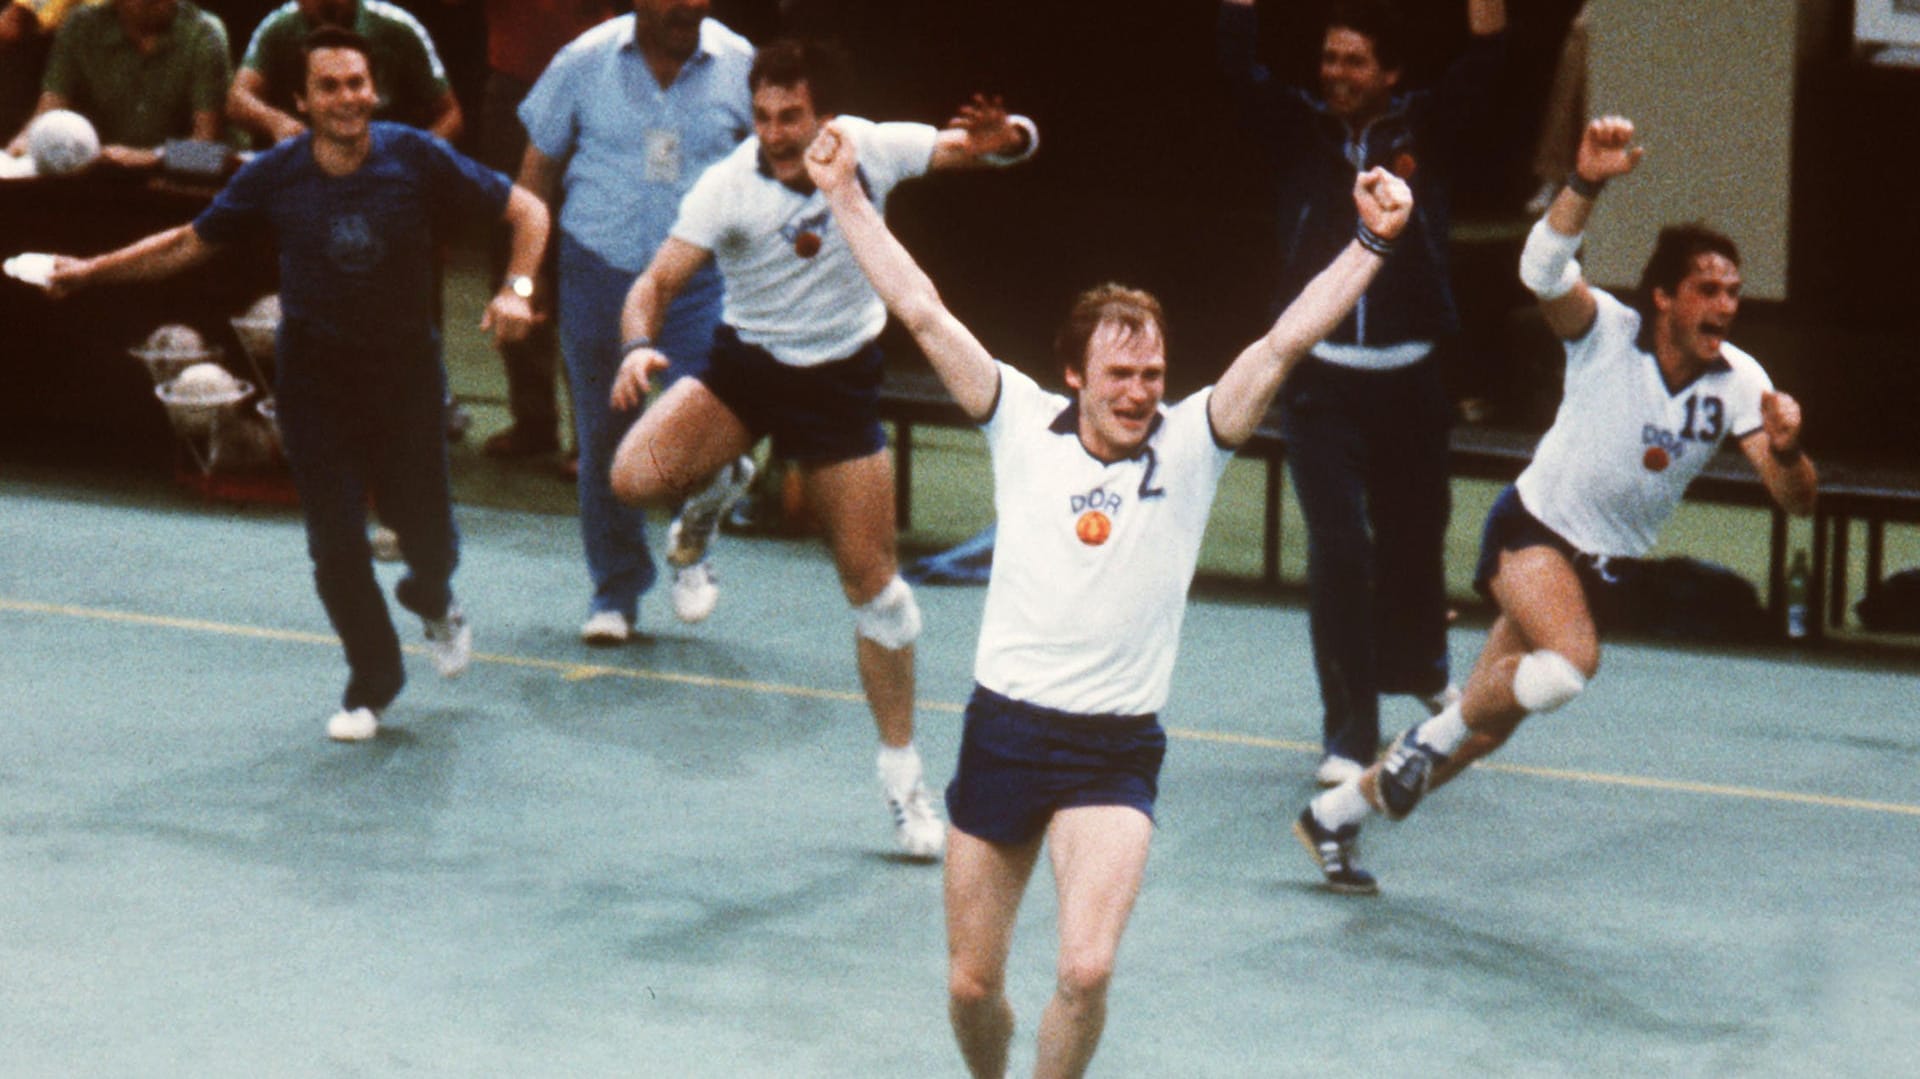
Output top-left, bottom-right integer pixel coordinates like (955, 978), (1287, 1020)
(1292, 808), (1377, 895)
(669, 555), (719, 624)
(1315, 754), (1365, 788)
(326, 706), (379, 742)
(885, 780), (945, 860)
(667, 456), (756, 568)
(1376, 724), (1449, 821)
(369, 524), (402, 562)
(580, 610), (630, 645)
(423, 604), (471, 678)
(1422, 683), (1463, 716)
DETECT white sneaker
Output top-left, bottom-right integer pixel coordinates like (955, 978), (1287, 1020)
(326, 706), (379, 742)
(580, 609), (630, 645)
(369, 524), (402, 562)
(669, 554), (719, 624)
(1315, 754), (1365, 788)
(667, 456), (756, 568)
(423, 604), (471, 678)
(885, 780), (946, 860)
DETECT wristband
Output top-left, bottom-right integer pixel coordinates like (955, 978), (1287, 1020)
(1566, 171), (1607, 200)
(620, 336), (653, 359)
(981, 115), (1040, 166)
(1770, 443), (1804, 466)
(1355, 223), (1395, 257)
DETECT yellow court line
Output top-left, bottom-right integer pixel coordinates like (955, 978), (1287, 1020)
(6, 595), (1915, 817)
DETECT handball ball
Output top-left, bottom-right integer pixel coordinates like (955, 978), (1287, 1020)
(171, 362), (240, 401)
(145, 323), (208, 355)
(25, 109), (100, 176)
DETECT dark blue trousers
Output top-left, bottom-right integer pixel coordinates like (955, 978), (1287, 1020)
(274, 323), (458, 712)
(1279, 355), (1453, 764)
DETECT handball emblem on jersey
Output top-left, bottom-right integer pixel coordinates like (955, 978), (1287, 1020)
(1641, 424), (1686, 473)
(1069, 486), (1122, 546)
(327, 213), (384, 274)
(1076, 510), (1112, 546)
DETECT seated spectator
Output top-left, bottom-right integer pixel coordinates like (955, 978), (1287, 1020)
(5, 0), (230, 169)
(1, 1), (97, 134)
(227, 0), (460, 145)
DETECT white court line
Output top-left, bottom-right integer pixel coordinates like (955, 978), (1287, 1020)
(6, 594), (1918, 819)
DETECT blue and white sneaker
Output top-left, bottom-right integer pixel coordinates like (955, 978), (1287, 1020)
(1292, 808), (1377, 895)
(1376, 724), (1448, 821)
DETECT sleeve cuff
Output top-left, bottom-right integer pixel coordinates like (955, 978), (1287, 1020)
(983, 115), (1039, 167)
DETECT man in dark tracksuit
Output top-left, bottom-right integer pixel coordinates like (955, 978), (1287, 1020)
(1218, 0), (1506, 785)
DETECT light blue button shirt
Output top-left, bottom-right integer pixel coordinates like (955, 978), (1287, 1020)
(519, 16), (754, 272)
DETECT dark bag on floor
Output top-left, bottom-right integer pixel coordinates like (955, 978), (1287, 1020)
(1598, 556), (1769, 643)
(1854, 568), (1920, 632)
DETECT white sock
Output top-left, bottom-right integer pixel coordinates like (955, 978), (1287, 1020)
(876, 743), (923, 794)
(1415, 702), (1470, 757)
(1312, 780), (1374, 831)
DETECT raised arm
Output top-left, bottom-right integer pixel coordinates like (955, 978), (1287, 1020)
(1207, 167), (1412, 447)
(926, 94), (1037, 172)
(41, 224), (219, 299)
(1519, 115), (1644, 340)
(607, 237), (712, 410)
(1739, 391), (1818, 516)
(808, 121), (999, 420)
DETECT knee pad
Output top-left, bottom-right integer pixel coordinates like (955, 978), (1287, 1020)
(1512, 650), (1586, 713)
(855, 575), (921, 650)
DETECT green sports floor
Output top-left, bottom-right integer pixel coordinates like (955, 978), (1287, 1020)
(4, 250), (1918, 1076)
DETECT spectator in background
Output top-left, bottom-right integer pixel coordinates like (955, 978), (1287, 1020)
(1216, 0), (1505, 790)
(6, 0), (231, 169)
(227, 0), (460, 146)
(514, 0), (754, 646)
(1, 0), (97, 136)
(471, 0), (614, 470)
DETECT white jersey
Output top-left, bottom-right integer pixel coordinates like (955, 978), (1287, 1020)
(975, 364), (1235, 717)
(1516, 290), (1772, 557)
(670, 115), (937, 366)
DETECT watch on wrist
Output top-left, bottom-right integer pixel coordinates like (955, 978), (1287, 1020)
(505, 274), (535, 300)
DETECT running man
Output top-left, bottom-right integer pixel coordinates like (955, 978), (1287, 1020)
(606, 38), (1037, 860)
(39, 27), (549, 743)
(1295, 116), (1818, 894)
(807, 121), (1412, 1076)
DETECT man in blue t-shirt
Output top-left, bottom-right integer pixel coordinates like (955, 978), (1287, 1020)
(41, 27), (551, 744)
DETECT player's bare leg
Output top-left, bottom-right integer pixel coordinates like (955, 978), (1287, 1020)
(947, 828), (1043, 1078)
(1033, 806), (1153, 1079)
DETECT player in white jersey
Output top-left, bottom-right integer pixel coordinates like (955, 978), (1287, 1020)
(808, 120), (1413, 1077)
(604, 39), (1037, 861)
(1295, 116), (1820, 895)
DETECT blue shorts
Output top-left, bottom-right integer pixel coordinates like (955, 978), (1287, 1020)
(1474, 485), (1635, 625)
(698, 325), (886, 464)
(945, 685), (1167, 846)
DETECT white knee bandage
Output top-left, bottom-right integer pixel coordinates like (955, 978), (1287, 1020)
(1513, 650), (1586, 713)
(855, 576), (921, 650)
(1518, 216), (1584, 300)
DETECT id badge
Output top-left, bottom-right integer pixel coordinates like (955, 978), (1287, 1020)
(643, 129), (681, 184)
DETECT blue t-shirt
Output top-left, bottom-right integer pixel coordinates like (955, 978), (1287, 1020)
(193, 123), (511, 350)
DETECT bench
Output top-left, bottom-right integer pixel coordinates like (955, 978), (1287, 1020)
(877, 368), (1829, 631)
(1809, 463), (1920, 633)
